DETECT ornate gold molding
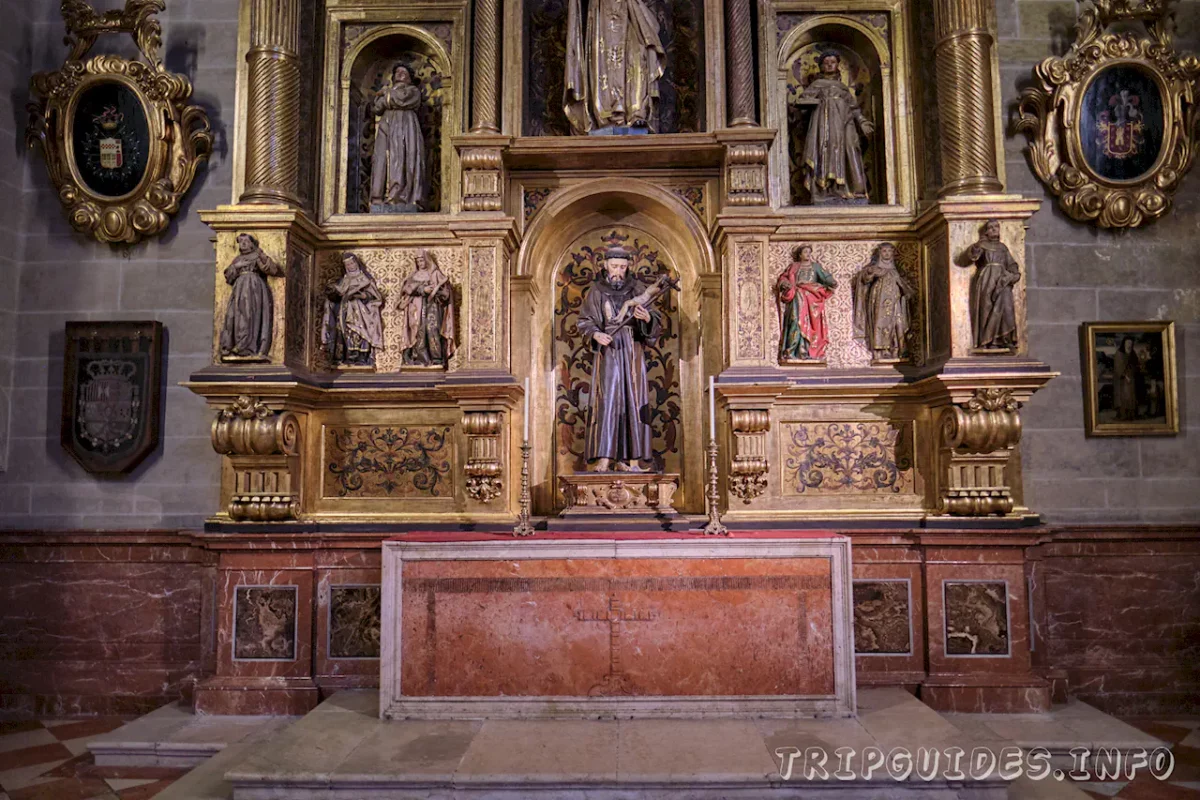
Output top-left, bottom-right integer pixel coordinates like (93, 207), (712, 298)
(460, 145), (505, 212)
(463, 411), (504, 503)
(937, 388), (1021, 516)
(932, 0), (1003, 195)
(729, 409), (769, 503)
(211, 396), (301, 522)
(26, 0), (212, 244)
(1015, 0), (1199, 227)
(724, 141), (770, 206)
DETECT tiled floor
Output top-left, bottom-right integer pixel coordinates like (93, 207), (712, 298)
(1079, 718), (1200, 799)
(0, 719), (188, 800)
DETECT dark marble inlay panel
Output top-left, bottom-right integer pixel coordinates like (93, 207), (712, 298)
(944, 581), (1009, 656)
(853, 580), (911, 655)
(234, 587), (298, 661)
(330, 586), (382, 659)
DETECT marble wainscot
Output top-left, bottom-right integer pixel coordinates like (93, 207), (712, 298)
(380, 533), (854, 719)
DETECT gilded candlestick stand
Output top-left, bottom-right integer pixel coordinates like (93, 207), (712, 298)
(702, 438), (728, 536)
(512, 441), (535, 536)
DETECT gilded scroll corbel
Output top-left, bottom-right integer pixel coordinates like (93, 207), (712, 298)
(728, 410), (769, 503)
(211, 396), (301, 522)
(463, 411), (504, 503)
(937, 388), (1022, 516)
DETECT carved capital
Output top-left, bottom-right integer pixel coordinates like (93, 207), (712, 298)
(463, 410), (504, 503)
(461, 146), (505, 212)
(211, 396), (300, 456)
(937, 388), (1022, 516)
(729, 409), (770, 503)
(725, 142), (769, 206)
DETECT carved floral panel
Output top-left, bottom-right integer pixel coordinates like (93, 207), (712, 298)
(315, 247), (465, 373)
(768, 242), (923, 368)
(324, 425), (455, 499)
(782, 421), (915, 495)
(735, 242), (764, 361)
(944, 581), (1009, 656)
(853, 580), (911, 655)
(234, 586), (298, 660)
(554, 230), (681, 477)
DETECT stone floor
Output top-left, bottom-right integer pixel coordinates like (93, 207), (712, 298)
(0, 696), (1195, 799)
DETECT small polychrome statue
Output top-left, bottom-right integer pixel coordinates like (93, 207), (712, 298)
(961, 219), (1020, 351)
(396, 249), (456, 367)
(219, 233), (284, 360)
(322, 252), (385, 367)
(370, 63), (426, 212)
(852, 243), (915, 362)
(795, 50), (874, 205)
(776, 244), (837, 363)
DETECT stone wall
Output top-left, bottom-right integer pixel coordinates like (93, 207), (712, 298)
(998, 0), (1200, 523)
(0, 0), (238, 529)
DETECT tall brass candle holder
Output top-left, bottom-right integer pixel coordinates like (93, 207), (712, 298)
(512, 441), (535, 537)
(702, 438), (728, 536)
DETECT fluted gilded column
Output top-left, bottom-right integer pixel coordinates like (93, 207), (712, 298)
(470, 0), (502, 133)
(933, 0), (1003, 195)
(241, 0), (302, 206)
(726, 0), (757, 127)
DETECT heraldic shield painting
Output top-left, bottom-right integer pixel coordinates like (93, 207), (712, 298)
(1078, 64), (1164, 183)
(71, 82), (152, 199)
(61, 321), (164, 474)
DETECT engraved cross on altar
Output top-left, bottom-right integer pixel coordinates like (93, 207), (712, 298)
(574, 594), (658, 696)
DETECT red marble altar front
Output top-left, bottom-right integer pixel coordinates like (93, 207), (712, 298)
(381, 535), (855, 718)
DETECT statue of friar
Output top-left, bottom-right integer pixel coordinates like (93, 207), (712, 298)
(796, 50), (874, 204)
(563, 0), (666, 135)
(576, 247), (666, 473)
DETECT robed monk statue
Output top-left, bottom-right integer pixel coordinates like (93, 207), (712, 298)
(577, 247), (675, 473)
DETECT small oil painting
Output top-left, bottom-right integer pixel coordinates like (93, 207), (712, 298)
(1082, 321), (1178, 436)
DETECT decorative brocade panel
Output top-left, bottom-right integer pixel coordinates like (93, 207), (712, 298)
(734, 242), (764, 361)
(853, 580), (912, 655)
(781, 421), (915, 495)
(284, 247), (311, 369)
(553, 230), (681, 477)
(768, 242), (923, 368)
(323, 426), (455, 499)
(468, 246), (498, 363)
(944, 581), (1009, 656)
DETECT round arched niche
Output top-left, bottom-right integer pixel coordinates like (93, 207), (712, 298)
(344, 30), (451, 214)
(783, 20), (888, 206)
(518, 179), (714, 514)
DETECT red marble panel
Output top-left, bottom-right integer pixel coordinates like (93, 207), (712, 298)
(398, 557), (834, 698)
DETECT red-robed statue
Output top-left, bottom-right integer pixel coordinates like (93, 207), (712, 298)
(776, 244), (838, 362)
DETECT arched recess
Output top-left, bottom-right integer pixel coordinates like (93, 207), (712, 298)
(775, 17), (896, 207)
(516, 179), (716, 515)
(337, 25), (455, 215)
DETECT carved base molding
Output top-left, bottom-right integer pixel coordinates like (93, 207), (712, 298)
(937, 388), (1022, 517)
(559, 473), (680, 516)
(227, 455), (300, 522)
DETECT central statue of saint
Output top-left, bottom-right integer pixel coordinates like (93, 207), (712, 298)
(563, 0), (666, 135)
(577, 247), (663, 472)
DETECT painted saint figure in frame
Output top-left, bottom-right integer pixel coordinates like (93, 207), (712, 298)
(776, 244), (837, 363)
(577, 246), (663, 472)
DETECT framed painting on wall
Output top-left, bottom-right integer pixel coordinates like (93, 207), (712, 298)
(1082, 321), (1179, 437)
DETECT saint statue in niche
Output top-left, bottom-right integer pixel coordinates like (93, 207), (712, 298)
(796, 50), (874, 205)
(370, 63), (427, 212)
(563, 0), (665, 135)
(396, 249), (456, 367)
(776, 244), (837, 363)
(576, 247), (668, 472)
(961, 219), (1020, 352)
(219, 233), (284, 361)
(955, 221), (1022, 352)
(322, 252), (385, 367)
(852, 243), (914, 362)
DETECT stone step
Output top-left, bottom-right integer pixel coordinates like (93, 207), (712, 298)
(88, 701), (298, 768)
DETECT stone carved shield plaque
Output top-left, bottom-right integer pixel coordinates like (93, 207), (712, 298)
(61, 321), (163, 474)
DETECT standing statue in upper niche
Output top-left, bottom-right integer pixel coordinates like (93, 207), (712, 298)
(796, 50), (874, 205)
(563, 0), (666, 135)
(576, 247), (666, 472)
(397, 249), (456, 367)
(322, 252), (385, 367)
(776, 244), (837, 363)
(852, 243), (915, 362)
(370, 63), (426, 212)
(219, 233), (284, 360)
(961, 219), (1020, 351)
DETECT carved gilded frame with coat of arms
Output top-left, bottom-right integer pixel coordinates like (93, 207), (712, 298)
(26, 0), (213, 244)
(1016, 0), (1199, 228)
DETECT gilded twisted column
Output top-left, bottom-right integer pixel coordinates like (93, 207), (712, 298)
(470, 0), (502, 134)
(241, 0), (302, 206)
(726, 0), (757, 127)
(933, 0), (1003, 195)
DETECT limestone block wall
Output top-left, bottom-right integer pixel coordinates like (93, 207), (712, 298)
(0, 0), (238, 528)
(998, 0), (1200, 523)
